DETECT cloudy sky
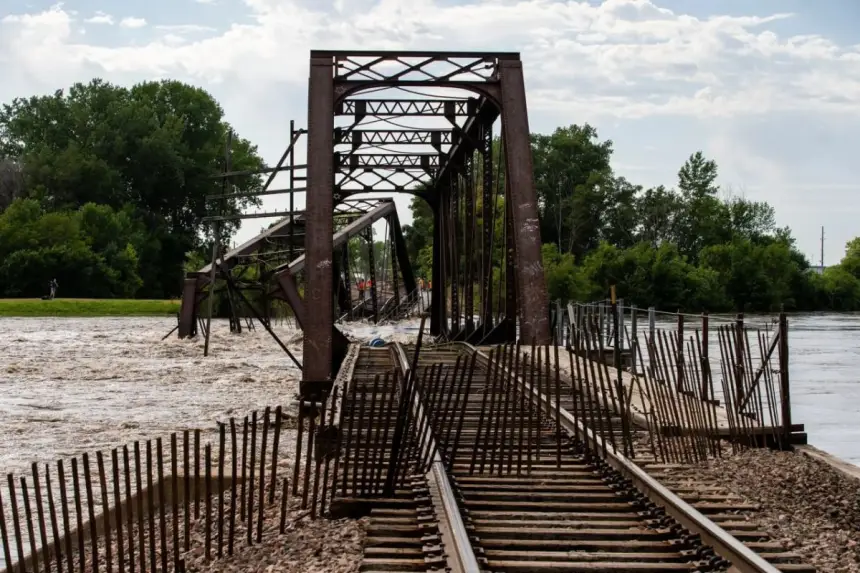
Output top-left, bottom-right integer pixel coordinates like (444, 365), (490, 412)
(1, 0), (858, 264)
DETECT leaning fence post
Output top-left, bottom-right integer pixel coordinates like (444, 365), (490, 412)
(778, 312), (792, 444)
(735, 313), (745, 406)
(630, 305), (638, 376)
(648, 307), (656, 377)
(555, 300), (563, 344)
(701, 312), (710, 400)
(597, 303), (604, 343)
(676, 313), (685, 392)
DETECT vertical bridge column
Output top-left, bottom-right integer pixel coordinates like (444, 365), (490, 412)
(303, 56), (336, 381)
(499, 59), (550, 344)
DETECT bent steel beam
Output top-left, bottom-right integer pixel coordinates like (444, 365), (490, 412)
(197, 213), (306, 275)
(177, 199), (397, 348)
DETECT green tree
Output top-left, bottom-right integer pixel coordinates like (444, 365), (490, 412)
(531, 124), (613, 257)
(0, 156), (24, 212)
(0, 198), (143, 297)
(634, 185), (682, 248)
(402, 195), (434, 279)
(542, 243), (588, 303)
(840, 237), (860, 279)
(818, 266), (860, 310)
(673, 152), (731, 260)
(0, 78), (265, 297)
(698, 238), (806, 311)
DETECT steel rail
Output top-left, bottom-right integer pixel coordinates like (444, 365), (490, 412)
(390, 342), (481, 573)
(461, 341), (782, 573)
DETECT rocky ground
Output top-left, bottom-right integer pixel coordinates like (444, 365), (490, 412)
(698, 449), (860, 572)
(48, 466), (367, 573)
(182, 499), (367, 573)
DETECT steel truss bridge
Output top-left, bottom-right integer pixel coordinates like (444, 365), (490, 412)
(177, 51), (552, 380)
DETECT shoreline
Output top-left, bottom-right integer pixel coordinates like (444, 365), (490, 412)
(0, 298), (180, 317)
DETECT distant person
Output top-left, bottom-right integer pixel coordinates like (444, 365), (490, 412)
(358, 279), (366, 300)
(418, 277), (424, 291)
(49, 278), (58, 299)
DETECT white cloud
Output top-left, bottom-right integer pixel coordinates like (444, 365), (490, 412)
(119, 17), (147, 29)
(3, 0), (859, 118)
(0, 0), (858, 260)
(161, 34), (188, 46)
(84, 11), (114, 25)
(155, 24), (217, 34)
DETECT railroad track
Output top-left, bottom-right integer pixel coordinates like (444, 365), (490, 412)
(339, 346), (478, 573)
(340, 342), (815, 573)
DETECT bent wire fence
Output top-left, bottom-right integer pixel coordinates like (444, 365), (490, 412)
(0, 407), (302, 573)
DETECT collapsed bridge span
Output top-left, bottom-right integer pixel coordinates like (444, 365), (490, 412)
(177, 198), (415, 371)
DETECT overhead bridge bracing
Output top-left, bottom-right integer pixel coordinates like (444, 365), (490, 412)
(303, 51), (552, 382)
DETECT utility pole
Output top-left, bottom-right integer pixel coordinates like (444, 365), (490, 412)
(820, 226), (825, 269)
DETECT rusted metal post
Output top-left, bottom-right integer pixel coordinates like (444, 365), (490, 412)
(555, 300), (563, 344)
(630, 305), (638, 376)
(677, 313), (685, 392)
(778, 312), (792, 444)
(288, 119), (296, 263)
(701, 312), (710, 400)
(366, 228), (379, 323)
(648, 307), (656, 378)
(498, 58), (550, 344)
(204, 130), (232, 357)
(735, 313), (745, 408)
(302, 54), (336, 382)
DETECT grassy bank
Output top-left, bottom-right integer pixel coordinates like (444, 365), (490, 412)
(0, 298), (180, 317)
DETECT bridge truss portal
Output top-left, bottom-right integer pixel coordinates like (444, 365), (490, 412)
(303, 51), (551, 382)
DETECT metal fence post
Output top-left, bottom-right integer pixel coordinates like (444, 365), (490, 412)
(648, 307), (656, 378)
(555, 300), (563, 344)
(630, 305), (638, 376)
(778, 312), (792, 444)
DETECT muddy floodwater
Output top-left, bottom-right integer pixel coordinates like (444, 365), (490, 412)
(0, 313), (858, 480)
(788, 313), (860, 465)
(0, 318), (307, 478)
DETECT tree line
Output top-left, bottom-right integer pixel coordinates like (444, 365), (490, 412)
(2, 78), (857, 311)
(402, 124), (860, 312)
(0, 79), (263, 298)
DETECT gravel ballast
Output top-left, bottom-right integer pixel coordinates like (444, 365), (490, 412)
(697, 449), (860, 572)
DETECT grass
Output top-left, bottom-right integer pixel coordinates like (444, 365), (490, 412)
(0, 298), (181, 317)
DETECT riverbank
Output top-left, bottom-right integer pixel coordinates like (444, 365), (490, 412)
(0, 298), (180, 317)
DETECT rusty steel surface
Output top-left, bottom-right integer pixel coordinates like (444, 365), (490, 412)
(498, 60), (550, 344)
(303, 56), (337, 382)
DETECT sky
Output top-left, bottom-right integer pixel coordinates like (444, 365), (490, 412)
(1, 0), (859, 265)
